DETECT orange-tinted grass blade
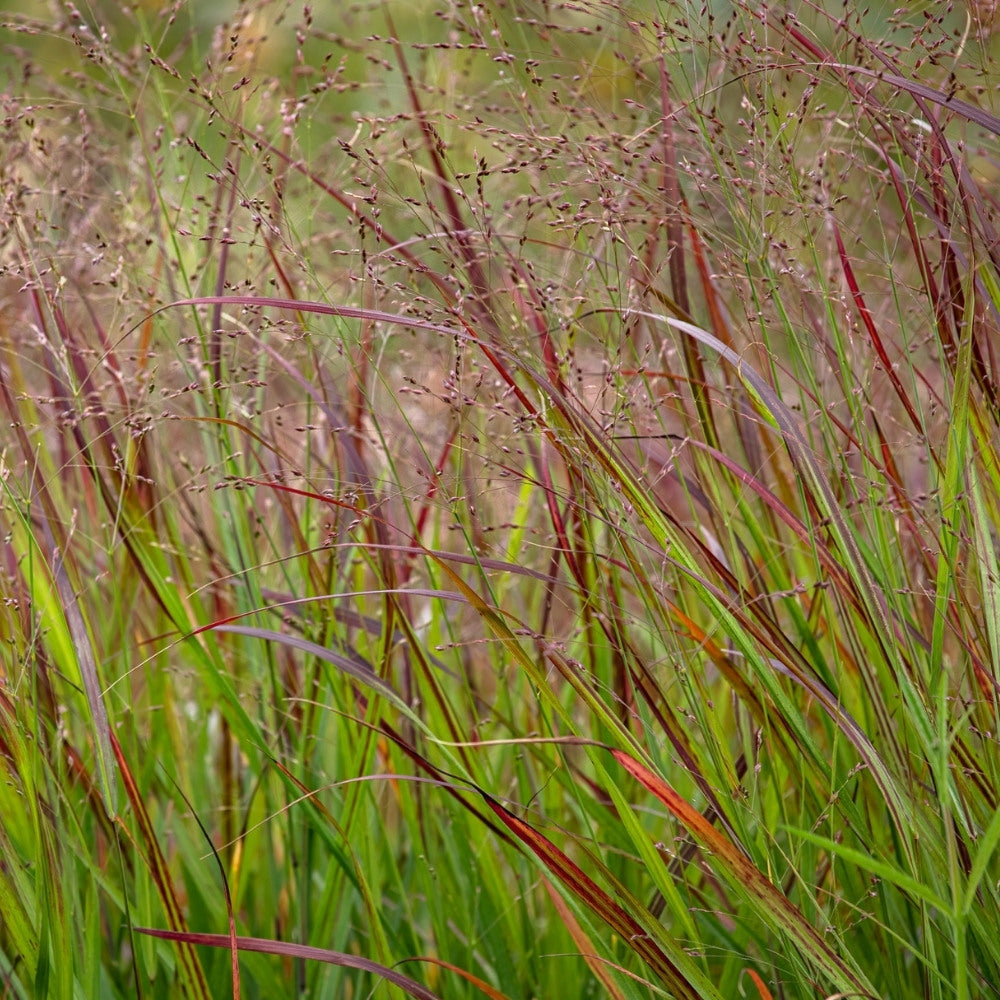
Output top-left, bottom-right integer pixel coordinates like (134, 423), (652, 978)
(611, 750), (873, 997)
(542, 878), (629, 1000)
(743, 967), (775, 1000)
(406, 956), (514, 1000)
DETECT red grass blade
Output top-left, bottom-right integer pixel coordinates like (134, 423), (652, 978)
(484, 796), (715, 1000)
(831, 217), (923, 434)
(135, 928), (444, 1000)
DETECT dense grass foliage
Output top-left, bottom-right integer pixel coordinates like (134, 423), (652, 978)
(3, 1), (1000, 997)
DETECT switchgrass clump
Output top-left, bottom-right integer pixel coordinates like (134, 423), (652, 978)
(2, 2), (1000, 998)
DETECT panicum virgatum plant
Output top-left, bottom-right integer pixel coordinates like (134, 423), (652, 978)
(2, 2), (1000, 998)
